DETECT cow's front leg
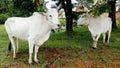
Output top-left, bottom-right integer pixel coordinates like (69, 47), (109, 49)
(28, 39), (34, 64)
(92, 34), (100, 49)
(92, 35), (97, 49)
(34, 45), (40, 64)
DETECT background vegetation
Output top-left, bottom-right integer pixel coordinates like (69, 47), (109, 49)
(0, 0), (120, 67)
(0, 0), (118, 31)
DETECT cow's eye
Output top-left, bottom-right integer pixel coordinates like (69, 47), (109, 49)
(49, 15), (52, 17)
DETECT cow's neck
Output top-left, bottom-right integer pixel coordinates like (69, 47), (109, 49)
(40, 20), (52, 34)
(32, 14), (52, 35)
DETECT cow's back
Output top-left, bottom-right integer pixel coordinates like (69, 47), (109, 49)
(5, 17), (30, 40)
(100, 17), (112, 32)
(88, 16), (112, 36)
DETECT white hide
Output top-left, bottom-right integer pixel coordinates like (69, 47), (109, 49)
(77, 14), (112, 48)
(4, 9), (60, 64)
(44, 0), (58, 9)
(93, 0), (98, 5)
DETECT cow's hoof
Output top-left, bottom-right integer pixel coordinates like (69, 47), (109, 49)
(36, 61), (40, 65)
(16, 51), (20, 54)
(13, 57), (17, 60)
(92, 47), (97, 49)
(29, 61), (33, 65)
(29, 62), (33, 65)
(35, 61), (40, 65)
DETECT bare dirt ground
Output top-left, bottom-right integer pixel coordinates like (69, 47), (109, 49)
(39, 46), (120, 68)
(116, 12), (120, 20)
(2, 45), (120, 68)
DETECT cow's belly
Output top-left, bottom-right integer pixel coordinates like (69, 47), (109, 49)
(12, 30), (29, 40)
(11, 23), (29, 40)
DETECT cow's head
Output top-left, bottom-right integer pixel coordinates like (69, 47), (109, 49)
(46, 8), (61, 29)
(77, 13), (90, 26)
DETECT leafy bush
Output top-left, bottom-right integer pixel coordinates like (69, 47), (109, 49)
(59, 18), (66, 26)
(92, 3), (110, 16)
(116, 20), (120, 28)
(0, 13), (9, 24)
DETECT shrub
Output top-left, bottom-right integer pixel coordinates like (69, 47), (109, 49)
(0, 13), (9, 24)
(59, 18), (66, 26)
(116, 20), (120, 28)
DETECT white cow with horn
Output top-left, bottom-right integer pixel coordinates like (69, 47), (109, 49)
(77, 13), (112, 49)
(4, 8), (61, 64)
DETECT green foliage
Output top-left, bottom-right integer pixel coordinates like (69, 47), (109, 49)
(13, 0), (35, 11)
(36, 4), (45, 12)
(0, 0), (13, 24)
(0, 0), (45, 24)
(92, 3), (110, 16)
(86, 0), (94, 3)
(12, 0), (36, 16)
(116, 20), (120, 30)
(10, 9), (33, 17)
(0, 13), (9, 24)
(59, 18), (66, 26)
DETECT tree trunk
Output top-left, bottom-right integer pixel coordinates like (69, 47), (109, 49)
(109, 0), (117, 29)
(62, 0), (73, 34)
(66, 0), (73, 33)
(35, 0), (40, 7)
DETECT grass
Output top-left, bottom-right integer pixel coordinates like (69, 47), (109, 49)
(0, 24), (120, 68)
(45, 26), (92, 48)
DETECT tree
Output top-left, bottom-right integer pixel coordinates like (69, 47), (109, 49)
(108, 0), (117, 29)
(87, 0), (117, 29)
(64, 0), (73, 33)
(60, 0), (73, 34)
(12, 0), (36, 16)
(35, 0), (44, 12)
(35, 0), (40, 7)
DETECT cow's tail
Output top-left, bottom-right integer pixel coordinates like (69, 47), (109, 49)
(8, 41), (12, 52)
(105, 33), (108, 42)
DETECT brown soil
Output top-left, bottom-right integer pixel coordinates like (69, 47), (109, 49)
(116, 12), (120, 20)
(3, 46), (120, 68)
(39, 46), (120, 68)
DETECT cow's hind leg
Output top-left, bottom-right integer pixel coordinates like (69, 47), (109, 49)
(34, 45), (40, 64)
(102, 33), (106, 43)
(16, 38), (19, 53)
(107, 30), (111, 44)
(9, 36), (16, 59)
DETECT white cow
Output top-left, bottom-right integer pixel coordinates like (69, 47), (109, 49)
(77, 13), (112, 49)
(4, 8), (61, 64)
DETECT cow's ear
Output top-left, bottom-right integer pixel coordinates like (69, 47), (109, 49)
(43, 3), (49, 11)
(45, 6), (48, 11)
(33, 12), (39, 16)
(56, 3), (62, 11)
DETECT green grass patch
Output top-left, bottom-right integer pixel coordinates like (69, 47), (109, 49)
(44, 26), (92, 49)
(0, 24), (120, 68)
